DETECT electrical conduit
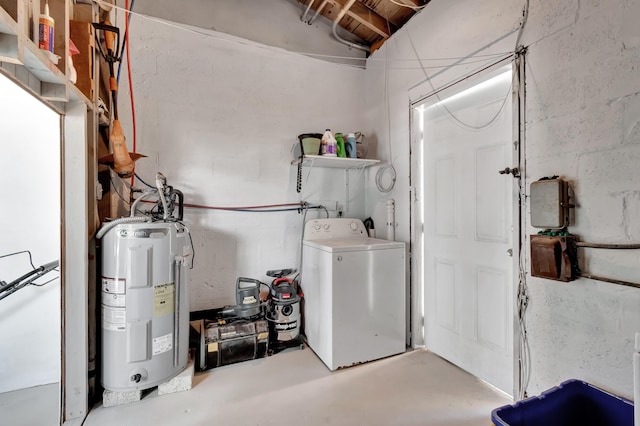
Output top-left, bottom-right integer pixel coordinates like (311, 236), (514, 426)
(307, 0), (329, 24)
(130, 189), (157, 217)
(156, 172), (169, 220)
(331, 0), (370, 53)
(96, 216), (151, 239)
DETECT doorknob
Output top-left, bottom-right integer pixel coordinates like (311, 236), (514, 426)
(498, 167), (520, 177)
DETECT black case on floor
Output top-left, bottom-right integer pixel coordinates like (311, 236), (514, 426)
(190, 319), (269, 371)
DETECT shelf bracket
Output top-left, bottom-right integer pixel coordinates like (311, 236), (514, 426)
(41, 81), (68, 102)
(0, 33), (19, 64)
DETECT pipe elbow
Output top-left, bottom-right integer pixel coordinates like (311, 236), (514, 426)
(331, 20), (370, 53)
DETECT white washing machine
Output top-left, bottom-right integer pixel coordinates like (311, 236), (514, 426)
(301, 218), (406, 371)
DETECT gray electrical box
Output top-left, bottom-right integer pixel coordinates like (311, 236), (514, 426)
(530, 178), (569, 229)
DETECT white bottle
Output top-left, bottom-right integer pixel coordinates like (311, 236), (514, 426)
(321, 129), (337, 156)
(39, 1), (54, 53)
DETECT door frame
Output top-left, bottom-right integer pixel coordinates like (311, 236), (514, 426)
(61, 101), (90, 425)
(0, 68), (90, 425)
(408, 56), (524, 398)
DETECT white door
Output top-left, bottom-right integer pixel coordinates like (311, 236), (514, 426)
(419, 67), (515, 394)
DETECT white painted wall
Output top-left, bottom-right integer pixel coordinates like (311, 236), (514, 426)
(0, 74), (61, 393)
(118, 14), (366, 311)
(363, 0), (640, 399)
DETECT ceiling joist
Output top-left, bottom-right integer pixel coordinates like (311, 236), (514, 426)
(392, 0), (422, 7)
(326, 0), (391, 39)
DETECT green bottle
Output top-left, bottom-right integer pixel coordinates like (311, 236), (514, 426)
(335, 132), (346, 158)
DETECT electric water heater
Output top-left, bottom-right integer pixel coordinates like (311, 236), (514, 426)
(101, 221), (191, 392)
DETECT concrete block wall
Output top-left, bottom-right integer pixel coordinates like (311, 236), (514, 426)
(118, 14), (366, 311)
(521, 0), (640, 398)
(363, 0), (640, 398)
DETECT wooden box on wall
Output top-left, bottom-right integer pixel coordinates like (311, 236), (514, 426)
(69, 20), (95, 101)
(530, 235), (578, 282)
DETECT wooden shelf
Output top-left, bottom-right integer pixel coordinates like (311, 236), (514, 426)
(0, 0), (99, 106)
(0, 3), (19, 64)
(0, 4), (17, 35)
(294, 155), (380, 169)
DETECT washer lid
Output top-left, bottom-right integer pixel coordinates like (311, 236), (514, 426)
(303, 237), (405, 253)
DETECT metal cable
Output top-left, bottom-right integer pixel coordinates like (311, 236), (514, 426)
(407, 30), (514, 131)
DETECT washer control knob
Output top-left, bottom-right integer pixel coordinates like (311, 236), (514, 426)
(314, 224), (321, 231)
(323, 224), (330, 230)
(350, 222), (358, 231)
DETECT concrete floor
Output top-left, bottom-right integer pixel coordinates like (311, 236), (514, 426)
(0, 382), (59, 426)
(0, 348), (513, 425)
(84, 347), (512, 426)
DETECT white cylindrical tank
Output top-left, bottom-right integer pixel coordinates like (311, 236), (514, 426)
(101, 221), (191, 392)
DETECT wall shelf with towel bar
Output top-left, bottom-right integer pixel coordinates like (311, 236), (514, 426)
(293, 155), (380, 211)
(293, 155), (380, 169)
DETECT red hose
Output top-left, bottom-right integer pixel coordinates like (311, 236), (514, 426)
(126, 0), (137, 187)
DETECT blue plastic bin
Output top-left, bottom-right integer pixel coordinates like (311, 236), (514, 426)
(491, 379), (634, 426)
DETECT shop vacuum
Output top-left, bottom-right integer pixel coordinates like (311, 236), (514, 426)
(265, 268), (304, 354)
(222, 268), (303, 353)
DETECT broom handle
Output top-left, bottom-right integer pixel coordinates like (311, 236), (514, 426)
(103, 20), (119, 120)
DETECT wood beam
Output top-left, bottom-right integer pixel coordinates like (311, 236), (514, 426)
(327, 0), (390, 39)
(391, 0), (422, 7)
